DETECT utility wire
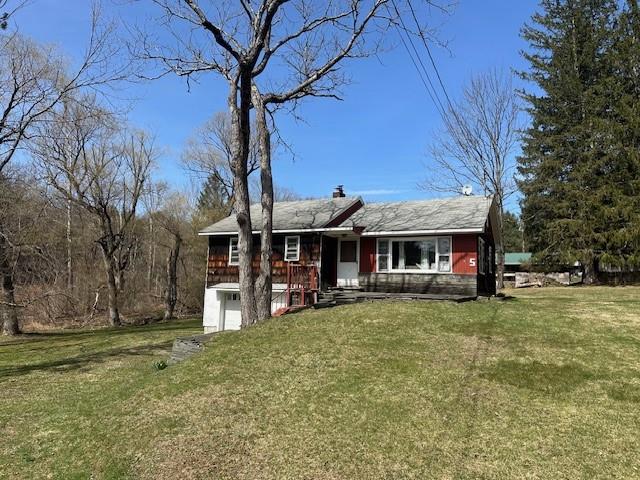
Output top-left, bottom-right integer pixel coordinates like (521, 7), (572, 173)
(388, 0), (448, 119)
(405, 0), (456, 113)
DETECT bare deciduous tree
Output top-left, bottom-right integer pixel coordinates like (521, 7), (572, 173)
(421, 69), (521, 289)
(139, 0), (447, 326)
(0, 7), (128, 335)
(33, 101), (155, 326)
(181, 111), (260, 204)
(151, 189), (192, 320)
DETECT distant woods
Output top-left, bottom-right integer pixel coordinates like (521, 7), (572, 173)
(0, 1), (315, 334)
(0, 4), (305, 335)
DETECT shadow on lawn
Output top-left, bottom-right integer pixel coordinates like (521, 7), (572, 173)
(480, 359), (598, 393)
(0, 320), (200, 347)
(0, 341), (173, 379)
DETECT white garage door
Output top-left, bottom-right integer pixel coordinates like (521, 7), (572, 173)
(223, 293), (242, 330)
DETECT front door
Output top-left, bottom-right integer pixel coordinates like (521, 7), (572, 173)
(337, 238), (359, 287)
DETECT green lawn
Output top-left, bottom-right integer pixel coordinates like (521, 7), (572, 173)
(1, 287), (640, 479)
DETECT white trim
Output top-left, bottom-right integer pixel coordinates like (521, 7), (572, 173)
(362, 228), (482, 236)
(375, 235), (453, 274)
(228, 237), (239, 265)
(207, 282), (288, 292)
(284, 235), (300, 262)
(199, 227), (355, 236)
(376, 238), (390, 273)
(201, 227), (484, 237)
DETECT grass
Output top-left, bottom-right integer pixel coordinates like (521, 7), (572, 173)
(1, 287), (640, 479)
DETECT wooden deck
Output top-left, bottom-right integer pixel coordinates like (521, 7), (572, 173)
(313, 289), (477, 309)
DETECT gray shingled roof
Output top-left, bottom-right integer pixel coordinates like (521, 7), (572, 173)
(339, 195), (494, 233)
(199, 196), (361, 234)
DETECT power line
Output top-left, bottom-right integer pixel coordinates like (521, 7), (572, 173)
(388, 0), (448, 119)
(405, 0), (456, 113)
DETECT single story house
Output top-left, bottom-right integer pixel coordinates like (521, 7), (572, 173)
(199, 188), (498, 332)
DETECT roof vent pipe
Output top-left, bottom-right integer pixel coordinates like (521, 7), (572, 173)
(333, 185), (345, 198)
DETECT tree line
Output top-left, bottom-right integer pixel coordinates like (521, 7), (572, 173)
(518, 0), (640, 282)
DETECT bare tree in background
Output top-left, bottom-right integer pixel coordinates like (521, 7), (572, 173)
(182, 112), (260, 205)
(139, 0), (447, 326)
(0, 0), (26, 30)
(150, 188), (192, 320)
(0, 6), (128, 335)
(33, 101), (155, 326)
(421, 69), (521, 289)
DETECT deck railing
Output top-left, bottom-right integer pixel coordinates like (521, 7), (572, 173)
(286, 263), (319, 307)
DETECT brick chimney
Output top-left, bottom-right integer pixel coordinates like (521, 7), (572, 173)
(332, 185), (345, 198)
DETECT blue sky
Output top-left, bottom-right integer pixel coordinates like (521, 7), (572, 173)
(16, 0), (539, 213)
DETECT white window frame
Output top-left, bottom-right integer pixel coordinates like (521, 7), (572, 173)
(284, 235), (300, 262)
(375, 236), (452, 274)
(376, 238), (390, 272)
(228, 237), (239, 266)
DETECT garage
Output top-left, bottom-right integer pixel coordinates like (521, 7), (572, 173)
(223, 293), (242, 330)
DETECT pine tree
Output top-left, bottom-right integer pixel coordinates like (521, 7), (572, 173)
(197, 174), (230, 214)
(502, 211), (525, 253)
(518, 0), (640, 282)
(194, 174), (232, 229)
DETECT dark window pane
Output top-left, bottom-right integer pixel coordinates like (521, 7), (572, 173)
(340, 240), (357, 262)
(404, 241), (422, 269)
(392, 241), (400, 269)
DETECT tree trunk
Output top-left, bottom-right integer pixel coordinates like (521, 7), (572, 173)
(496, 244), (505, 291)
(164, 233), (182, 320)
(583, 257), (598, 285)
(231, 72), (258, 327)
(100, 245), (121, 327)
(0, 226), (20, 335)
(66, 196), (73, 290)
(495, 197), (505, 291)
(252, 85), (274, 321)
(147, 216), (154, 292)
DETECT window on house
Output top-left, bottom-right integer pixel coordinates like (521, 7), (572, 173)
(376, 237), (451, 273)
(437, 237), (451, 272)
(228, 237), (239, 265)
(478, 237), (485, 274)
(340, 240), (357, 262)
(377, 239), (390, 271)
(284, 236), (300, 262)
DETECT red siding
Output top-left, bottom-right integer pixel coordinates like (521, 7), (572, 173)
(452, 234), (478, 275)
(359, 237), (376, 273)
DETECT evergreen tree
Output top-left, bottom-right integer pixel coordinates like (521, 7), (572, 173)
(502, 211), (525, 253)
(194, 174), (231, 229)
(518, 0), (640, 281)
(197, 174), (230, 214)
